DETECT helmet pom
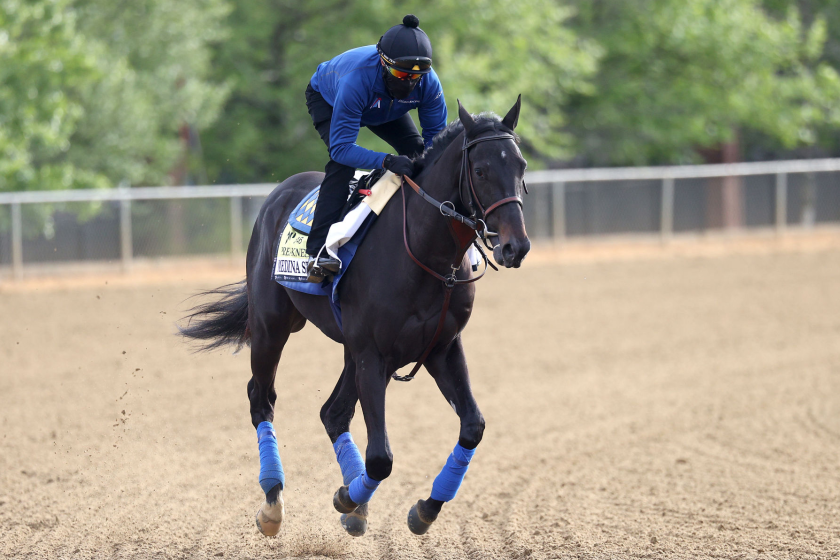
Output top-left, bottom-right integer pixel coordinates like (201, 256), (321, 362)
(403, 14), (419, 28)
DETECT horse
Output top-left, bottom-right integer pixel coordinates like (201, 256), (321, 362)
(179, 96), (530, 538)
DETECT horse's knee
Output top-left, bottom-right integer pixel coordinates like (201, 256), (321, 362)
(365, 451), (393, 481)
(458, 413), (485, 450)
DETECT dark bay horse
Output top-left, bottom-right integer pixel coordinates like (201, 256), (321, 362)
(180, 97), (530, 537)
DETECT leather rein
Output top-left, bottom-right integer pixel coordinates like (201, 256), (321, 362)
(392, 131), (522, 382)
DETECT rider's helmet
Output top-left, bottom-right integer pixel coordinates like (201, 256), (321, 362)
(377, 15), (432, 99)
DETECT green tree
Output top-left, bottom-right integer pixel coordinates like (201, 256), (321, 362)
(564, 0), (840, 165)
(70, 0), (231, 187)
(0, 0), (230, 194)
(202, 0), (600, 184)
(757, 0), (840, 158)
(0, 0), (98, 193)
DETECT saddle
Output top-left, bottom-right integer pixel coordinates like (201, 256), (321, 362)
(275, 169), (398, 284)
(287, 169), (385, 236)
(341, 169), (386, 221)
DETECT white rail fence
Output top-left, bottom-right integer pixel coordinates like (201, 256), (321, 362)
(1, 158), (839, 279)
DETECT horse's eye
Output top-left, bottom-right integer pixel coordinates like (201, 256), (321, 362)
(475, 167), (484, 178)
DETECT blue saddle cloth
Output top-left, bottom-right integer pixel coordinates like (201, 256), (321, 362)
(275, 185), (376, 332)
(289, 186), (319, 234)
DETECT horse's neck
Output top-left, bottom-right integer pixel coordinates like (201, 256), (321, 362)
(417, 135), (464, 206)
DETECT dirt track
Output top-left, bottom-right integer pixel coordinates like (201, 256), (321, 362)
(1, 244), (839, 559)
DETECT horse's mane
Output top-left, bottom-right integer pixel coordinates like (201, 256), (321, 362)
(413, 112), (519, 174)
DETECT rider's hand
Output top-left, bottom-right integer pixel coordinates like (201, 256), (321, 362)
(383, 154), (414, 177)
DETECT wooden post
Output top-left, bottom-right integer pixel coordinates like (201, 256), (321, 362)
(11, 202), (23, 280)
(551, 182), (565, 242)
(120, 191), (132, 272)
(661, 178), (674, 242)
(230, 195), (243, 258)
(775, 172), (787, 235)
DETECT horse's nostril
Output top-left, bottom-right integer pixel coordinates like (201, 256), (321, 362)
(502, 244), (515, 264)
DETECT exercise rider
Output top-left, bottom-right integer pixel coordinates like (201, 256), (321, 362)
(304, 14), (447, 282)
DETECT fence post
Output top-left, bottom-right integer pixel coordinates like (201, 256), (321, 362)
(660, 177), (674, 242)
(11, 202), (23, 280)
(119, 185), (132, 271)
(775, 172), (787, 235)
(801, 172), (816, 228)
(551, 182), (565, 242)
(230, 195), (243, 258)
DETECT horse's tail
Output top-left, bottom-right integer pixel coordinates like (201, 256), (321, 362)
(179, 280), (250, 352)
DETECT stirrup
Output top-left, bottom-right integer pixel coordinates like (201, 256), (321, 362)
(305, 248), (340, 283)
(305, 257), (329, 283)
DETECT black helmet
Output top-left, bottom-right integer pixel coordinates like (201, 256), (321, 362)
(377, 15), (432, 76)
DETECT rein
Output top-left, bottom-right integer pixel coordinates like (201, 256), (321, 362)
(392, 131), (522, 382)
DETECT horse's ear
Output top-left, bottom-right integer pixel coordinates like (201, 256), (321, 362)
(458, 99), (476, 134)
(501, 94), (522, 131)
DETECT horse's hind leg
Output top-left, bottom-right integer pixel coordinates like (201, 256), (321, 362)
(319, 349), (370, 537)
(248, 281), (305, 537)
(407, 337), (484, 535)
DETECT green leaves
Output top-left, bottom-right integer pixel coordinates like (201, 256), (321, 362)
(0, 0), (230, 193)
(0, 0), (95, 192)
(4, 0), (840, 194)
(201, 1), (601, 181)
(425, 0), (600, 160)
(564, 0), (840, 165)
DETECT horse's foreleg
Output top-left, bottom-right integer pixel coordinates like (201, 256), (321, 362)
(332, 352), (391, 520)
(248, 284), (304, 537)
(408, 337), (484, 535)
(320, 349), (369, 536)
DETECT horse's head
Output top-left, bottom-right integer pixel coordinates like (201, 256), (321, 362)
(458, 97), (530, 268)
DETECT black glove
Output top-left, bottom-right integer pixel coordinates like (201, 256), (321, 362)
(383, 154), (414, 177)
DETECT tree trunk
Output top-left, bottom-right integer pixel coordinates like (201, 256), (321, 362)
(699, 130), (742, 230)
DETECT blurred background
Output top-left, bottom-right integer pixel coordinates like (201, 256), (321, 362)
(1, 0), (840, 275)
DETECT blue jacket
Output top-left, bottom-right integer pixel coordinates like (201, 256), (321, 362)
(310, 45), (448, 170)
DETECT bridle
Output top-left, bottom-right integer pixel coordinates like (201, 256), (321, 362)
(393, 130), (525, 382)
(458, 132), (526, 233)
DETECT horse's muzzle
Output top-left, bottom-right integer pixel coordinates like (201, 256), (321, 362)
(493, 236), (530, 268)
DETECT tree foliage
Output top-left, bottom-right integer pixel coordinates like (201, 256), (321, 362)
(0, 0), (229, 194)
(4, 0), (840, 195)
(201, 0), (600, 183)
(564, 0), (840, 165)
(0, 0), (95, 193)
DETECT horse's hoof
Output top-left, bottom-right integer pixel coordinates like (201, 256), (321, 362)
(333, 485), (359, 514)
(340, 503), (368, 537)
(255, 493), (285, 537)
(407, 499), (438, 535)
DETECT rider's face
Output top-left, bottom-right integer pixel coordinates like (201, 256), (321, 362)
(381, 61), (421, 99)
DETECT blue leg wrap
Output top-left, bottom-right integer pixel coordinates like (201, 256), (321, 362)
(347, 471), (381, 505)
(257, 421), (285, 494)
(333, 432), (365, 486)
(430, 443), (476, 502)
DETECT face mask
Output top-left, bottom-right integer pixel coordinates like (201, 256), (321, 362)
(383, 67), (420, 100)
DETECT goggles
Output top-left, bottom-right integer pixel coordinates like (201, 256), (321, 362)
(379, 52), (432, 81)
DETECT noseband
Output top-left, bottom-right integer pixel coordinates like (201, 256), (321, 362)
(394, 130), (525, 382)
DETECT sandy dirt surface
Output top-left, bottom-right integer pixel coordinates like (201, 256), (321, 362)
(1, 244), (839, 559)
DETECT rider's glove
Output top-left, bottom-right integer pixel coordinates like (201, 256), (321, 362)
(382, 154), (414, 177)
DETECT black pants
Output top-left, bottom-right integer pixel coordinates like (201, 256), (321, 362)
(304, 84), (424, 256)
